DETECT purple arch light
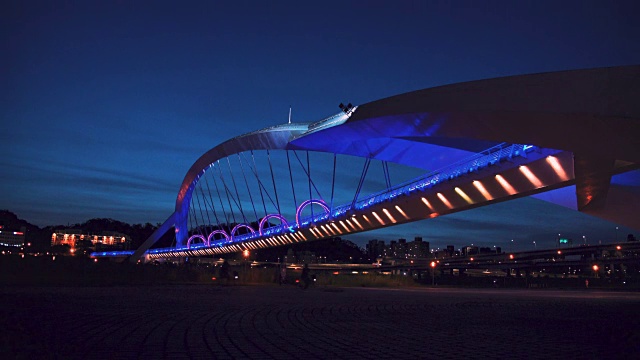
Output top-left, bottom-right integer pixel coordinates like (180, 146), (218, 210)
(259, 214), (290, 236)
(230, 224), (256, 242)
(207, 230), (230, 246)
(186, 234), (206, 249)
(296, 199), (330, 227)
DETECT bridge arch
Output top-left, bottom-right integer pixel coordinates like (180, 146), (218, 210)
(230, 224), (256, 242)
(259, 214), (290, 236)
(207, 230), (230, 246)
(186, 234), (207, 249)
(296, 199), (330, 227)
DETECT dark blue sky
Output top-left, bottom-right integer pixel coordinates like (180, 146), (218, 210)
(2, 1), (639, 250)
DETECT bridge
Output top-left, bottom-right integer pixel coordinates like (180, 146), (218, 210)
(91, 66), (640, 262)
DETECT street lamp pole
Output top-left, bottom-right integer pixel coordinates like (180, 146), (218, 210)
(430, 261), (436, 286)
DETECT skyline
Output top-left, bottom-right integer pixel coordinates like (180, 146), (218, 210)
(2, 1), (639, 250)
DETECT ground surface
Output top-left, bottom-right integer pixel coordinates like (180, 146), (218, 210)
(1, 285), (638, 359)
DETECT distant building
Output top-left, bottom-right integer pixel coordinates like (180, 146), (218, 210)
(462, 246), (479, 256)
(51, 229), (131, 253)
(382, 237), (430, 259)
(407, 237), (430, 258)
(366, 239), (385, 260)
(0, 225), (25, 247)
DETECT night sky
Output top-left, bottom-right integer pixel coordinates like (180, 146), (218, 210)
(2, 1), (639, 250)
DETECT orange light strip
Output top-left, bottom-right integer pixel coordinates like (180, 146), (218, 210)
(382, 208), (397, 223)
(421, 197), (436, 212)
(323, 224), (335, 236)
(395, 205), (410, 220)
(352, 217), (365, 230)
(372, 211), (386, 225)
(546, 156), (569, 181)
(437, 193), (453, 209)
(472, 180), (493, 200)
(519, 165), (543, 188)
(339, 220), (350, 232)
(495, 174), (517, 195)
(362, 214), (373, 226)
(454, 187), (473, 204)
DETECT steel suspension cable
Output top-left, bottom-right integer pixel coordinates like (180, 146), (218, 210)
(188, 205), (198, 239)
(193, 186), (207, 235)
(238, 153), (259, 225)
(248, 151), (268, 217)
(226, 157), (248, 224)
(330, 153), (337, 213)
(217, 162), (243, 225)
(266, 149), (281, 213)
(292, 150), (323, 200)
(197, 184), (214, 234)
(383, 160), (392, 190)
(307, 151), (313, 220)
(286, 150), (297, 210)
(213, 161), (234, 226)
(242, 152), (277, 216)
(203, 174), (222, 229)
(352, 157), (371, 208)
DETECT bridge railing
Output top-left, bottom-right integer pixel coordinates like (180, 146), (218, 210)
(349, 143), (533, 210)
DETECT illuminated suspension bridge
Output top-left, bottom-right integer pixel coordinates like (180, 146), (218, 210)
(90, 66), (640, 262)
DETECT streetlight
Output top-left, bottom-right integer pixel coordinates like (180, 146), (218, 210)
(430, 261), (436, 286)
(533, 241), (536, 249)
(243, 250), (250, 282)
